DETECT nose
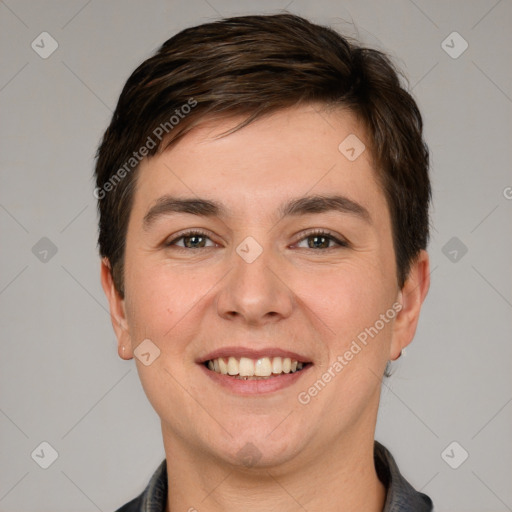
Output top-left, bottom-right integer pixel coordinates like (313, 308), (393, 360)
(215, 239), (294, 326)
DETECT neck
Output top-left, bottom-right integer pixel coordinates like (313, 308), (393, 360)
(162, 426), (386, 512)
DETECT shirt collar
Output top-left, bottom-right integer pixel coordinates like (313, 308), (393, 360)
(374, 440), (433, 511)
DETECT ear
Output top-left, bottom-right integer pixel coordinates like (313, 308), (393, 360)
(389, 250), (430, 360)
(100, 257), (133, 360)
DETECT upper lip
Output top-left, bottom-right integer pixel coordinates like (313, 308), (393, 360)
(197, 347), (312, 364)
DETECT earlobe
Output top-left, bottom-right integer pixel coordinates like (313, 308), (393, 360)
(389, 250), (430, 360)
(118, 344), (131, 360)
(100, 257), (134, 360)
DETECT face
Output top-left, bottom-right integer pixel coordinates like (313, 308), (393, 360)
(102, 104), (429, 470)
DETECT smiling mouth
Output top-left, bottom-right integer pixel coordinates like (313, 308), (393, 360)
(204, 356), (310, 380)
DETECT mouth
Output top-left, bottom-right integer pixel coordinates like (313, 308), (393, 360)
(203, 356), (311, 380)
(197, 348), (312, 394)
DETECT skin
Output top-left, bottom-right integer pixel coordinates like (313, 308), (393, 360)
(101, 103), (430, 511)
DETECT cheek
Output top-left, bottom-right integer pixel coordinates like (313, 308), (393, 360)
(294, 261), (397, 380)
(299, 262), (392, 338)
(124, 257), (208, 338)
(123, 261), (207, 425)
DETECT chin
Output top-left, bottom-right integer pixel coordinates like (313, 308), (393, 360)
(200, 421), (308, 470)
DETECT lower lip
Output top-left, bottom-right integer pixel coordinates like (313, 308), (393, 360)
(199, 363), (312, 395)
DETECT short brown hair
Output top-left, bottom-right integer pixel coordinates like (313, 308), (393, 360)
(94, 13), (430, 298)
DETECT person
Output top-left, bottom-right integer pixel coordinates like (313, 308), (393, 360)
(95, 12), (433, 512)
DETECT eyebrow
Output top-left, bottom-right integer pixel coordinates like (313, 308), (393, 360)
(142, 194), (371, 230)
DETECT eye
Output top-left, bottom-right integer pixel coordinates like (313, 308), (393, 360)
(165, 230), (216, 249)
(164, 229), (349, 251)
(295, 230), (349, 250)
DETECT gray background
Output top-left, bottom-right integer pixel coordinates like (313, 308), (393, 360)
(1, 0), (511, 511)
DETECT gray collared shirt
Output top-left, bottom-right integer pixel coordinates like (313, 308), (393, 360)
(115, 441), (433, 511)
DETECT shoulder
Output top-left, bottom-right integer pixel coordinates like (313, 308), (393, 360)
(374, 441), (433, 512)
(112, 459), (168, 512)
(114, 494), (143, 512)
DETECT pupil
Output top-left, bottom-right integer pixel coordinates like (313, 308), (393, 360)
(309, 235), (328, 249)
(185, 235), (204, 248)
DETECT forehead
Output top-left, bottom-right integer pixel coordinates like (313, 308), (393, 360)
(131, 104), (387, 224)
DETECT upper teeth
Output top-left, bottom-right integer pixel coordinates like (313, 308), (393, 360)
(207, 356), (304, 377)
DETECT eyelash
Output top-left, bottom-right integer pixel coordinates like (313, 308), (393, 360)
(165, 229), (349, 251)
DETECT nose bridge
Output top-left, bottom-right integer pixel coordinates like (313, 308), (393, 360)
(216, 234), (293, 323)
